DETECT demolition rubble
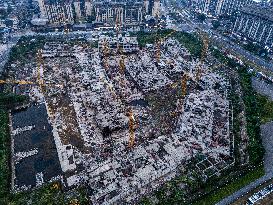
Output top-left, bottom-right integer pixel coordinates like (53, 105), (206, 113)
(9, 35), (231, 204)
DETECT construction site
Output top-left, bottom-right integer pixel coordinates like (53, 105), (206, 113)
(2, 29), (232, 204)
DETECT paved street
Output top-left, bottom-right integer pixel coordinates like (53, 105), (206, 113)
(164, 2), (273, 204)
(166, 0), (273, 72)
(216, 122), (273, 205)
(0, 30), (94, 74)
(216, 174), (273, 205)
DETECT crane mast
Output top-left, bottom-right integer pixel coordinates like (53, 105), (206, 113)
(128, 109), (135, 148)
(195, 34), (209, 82)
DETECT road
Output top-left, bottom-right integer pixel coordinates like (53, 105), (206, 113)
(216, 121), (273, 205)
(0, 29), (97, 74)
(216, 174), (273, 205)
(0, 35), (21, 73)
(206, 28), (273, 71)
(164, 1), (273, 204)
(165, 0), (273, 72)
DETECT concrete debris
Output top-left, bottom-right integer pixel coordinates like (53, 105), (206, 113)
(9, 36), (231, 204)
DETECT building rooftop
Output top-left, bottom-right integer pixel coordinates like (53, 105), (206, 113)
(241, 4), (273, 22)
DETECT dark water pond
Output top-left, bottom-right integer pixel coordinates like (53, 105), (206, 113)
(12, 104), (62, 188)
(129, 99), (149, 107)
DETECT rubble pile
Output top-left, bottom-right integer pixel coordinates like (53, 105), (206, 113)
(9, 37), (231, 204)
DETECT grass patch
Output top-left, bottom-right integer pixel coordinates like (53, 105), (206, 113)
(8, 36), (46, 66)
(173, 32), (202, 58)
(192, 165), (264, 205)
(136, 30), (202, 58)
(0, 92), (89, 204)
(136, 29), (175, 48)
(238, 68), (265, 164)
(0, 108), (10, 201)
(256, 94), (273, 124)
(1, 182), (89, 205)
(0, 92), (28, 201)
(211, 48), (265, 164)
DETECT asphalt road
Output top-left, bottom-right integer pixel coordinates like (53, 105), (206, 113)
(0, 30), (94, 74)
(209, 30), (273, 71)
(165, 2), (273, 204)
(166, 0), (273, 72)
(216, 122), (273, 205)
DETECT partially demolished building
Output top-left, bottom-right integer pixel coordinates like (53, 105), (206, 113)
(9, 34), (232, 204)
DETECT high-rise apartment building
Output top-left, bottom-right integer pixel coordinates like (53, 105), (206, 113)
(37, 0), (47, 17)
(94, 1), (143, 28)
(143, 0), (149, 14)
(192, 0), (253, 16)
(73, 1), (82, 19)
(85, 0), (93, 16)
(152, 0), (160, 17)
(35, 0), (94, 25)
(232, 4), (273, 47)
(35, 0), (152, 27)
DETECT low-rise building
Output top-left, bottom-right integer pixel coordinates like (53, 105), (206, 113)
(98, 35), (139, 53)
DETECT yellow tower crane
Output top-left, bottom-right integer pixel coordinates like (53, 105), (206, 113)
(195, 34), (209, 82)
(0, 50), (62, 89)
(119, 55), (126, 75)
(155, 30), (177, 63)
(181, 73), (188, 97)
(36, 49), (45, 89)
(154, 38), (161, 63)
(102, 41), (110, 70)
(0, 80), (35, 85)
(117, 37), (125, 75)
(0, 49), (44, 88)
(128, 108), (135, 148)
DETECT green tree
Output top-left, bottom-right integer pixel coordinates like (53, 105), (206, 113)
(212, 20), (220, 29)
(196, 13), (206, 22)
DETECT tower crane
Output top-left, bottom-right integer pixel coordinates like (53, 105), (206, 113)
(0, 49), (62, 89)
(155, 29), (177, 63)
(119, 55), (126, 75)
(128, 108), (135, 148)
(0, 80), (35, 85)
(115, 14), (124, 57)
(181, 73), (188, 97)
(36, 49), (45, 90)
(195, 34), (209, 82)
(102, 40), (110, 70)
